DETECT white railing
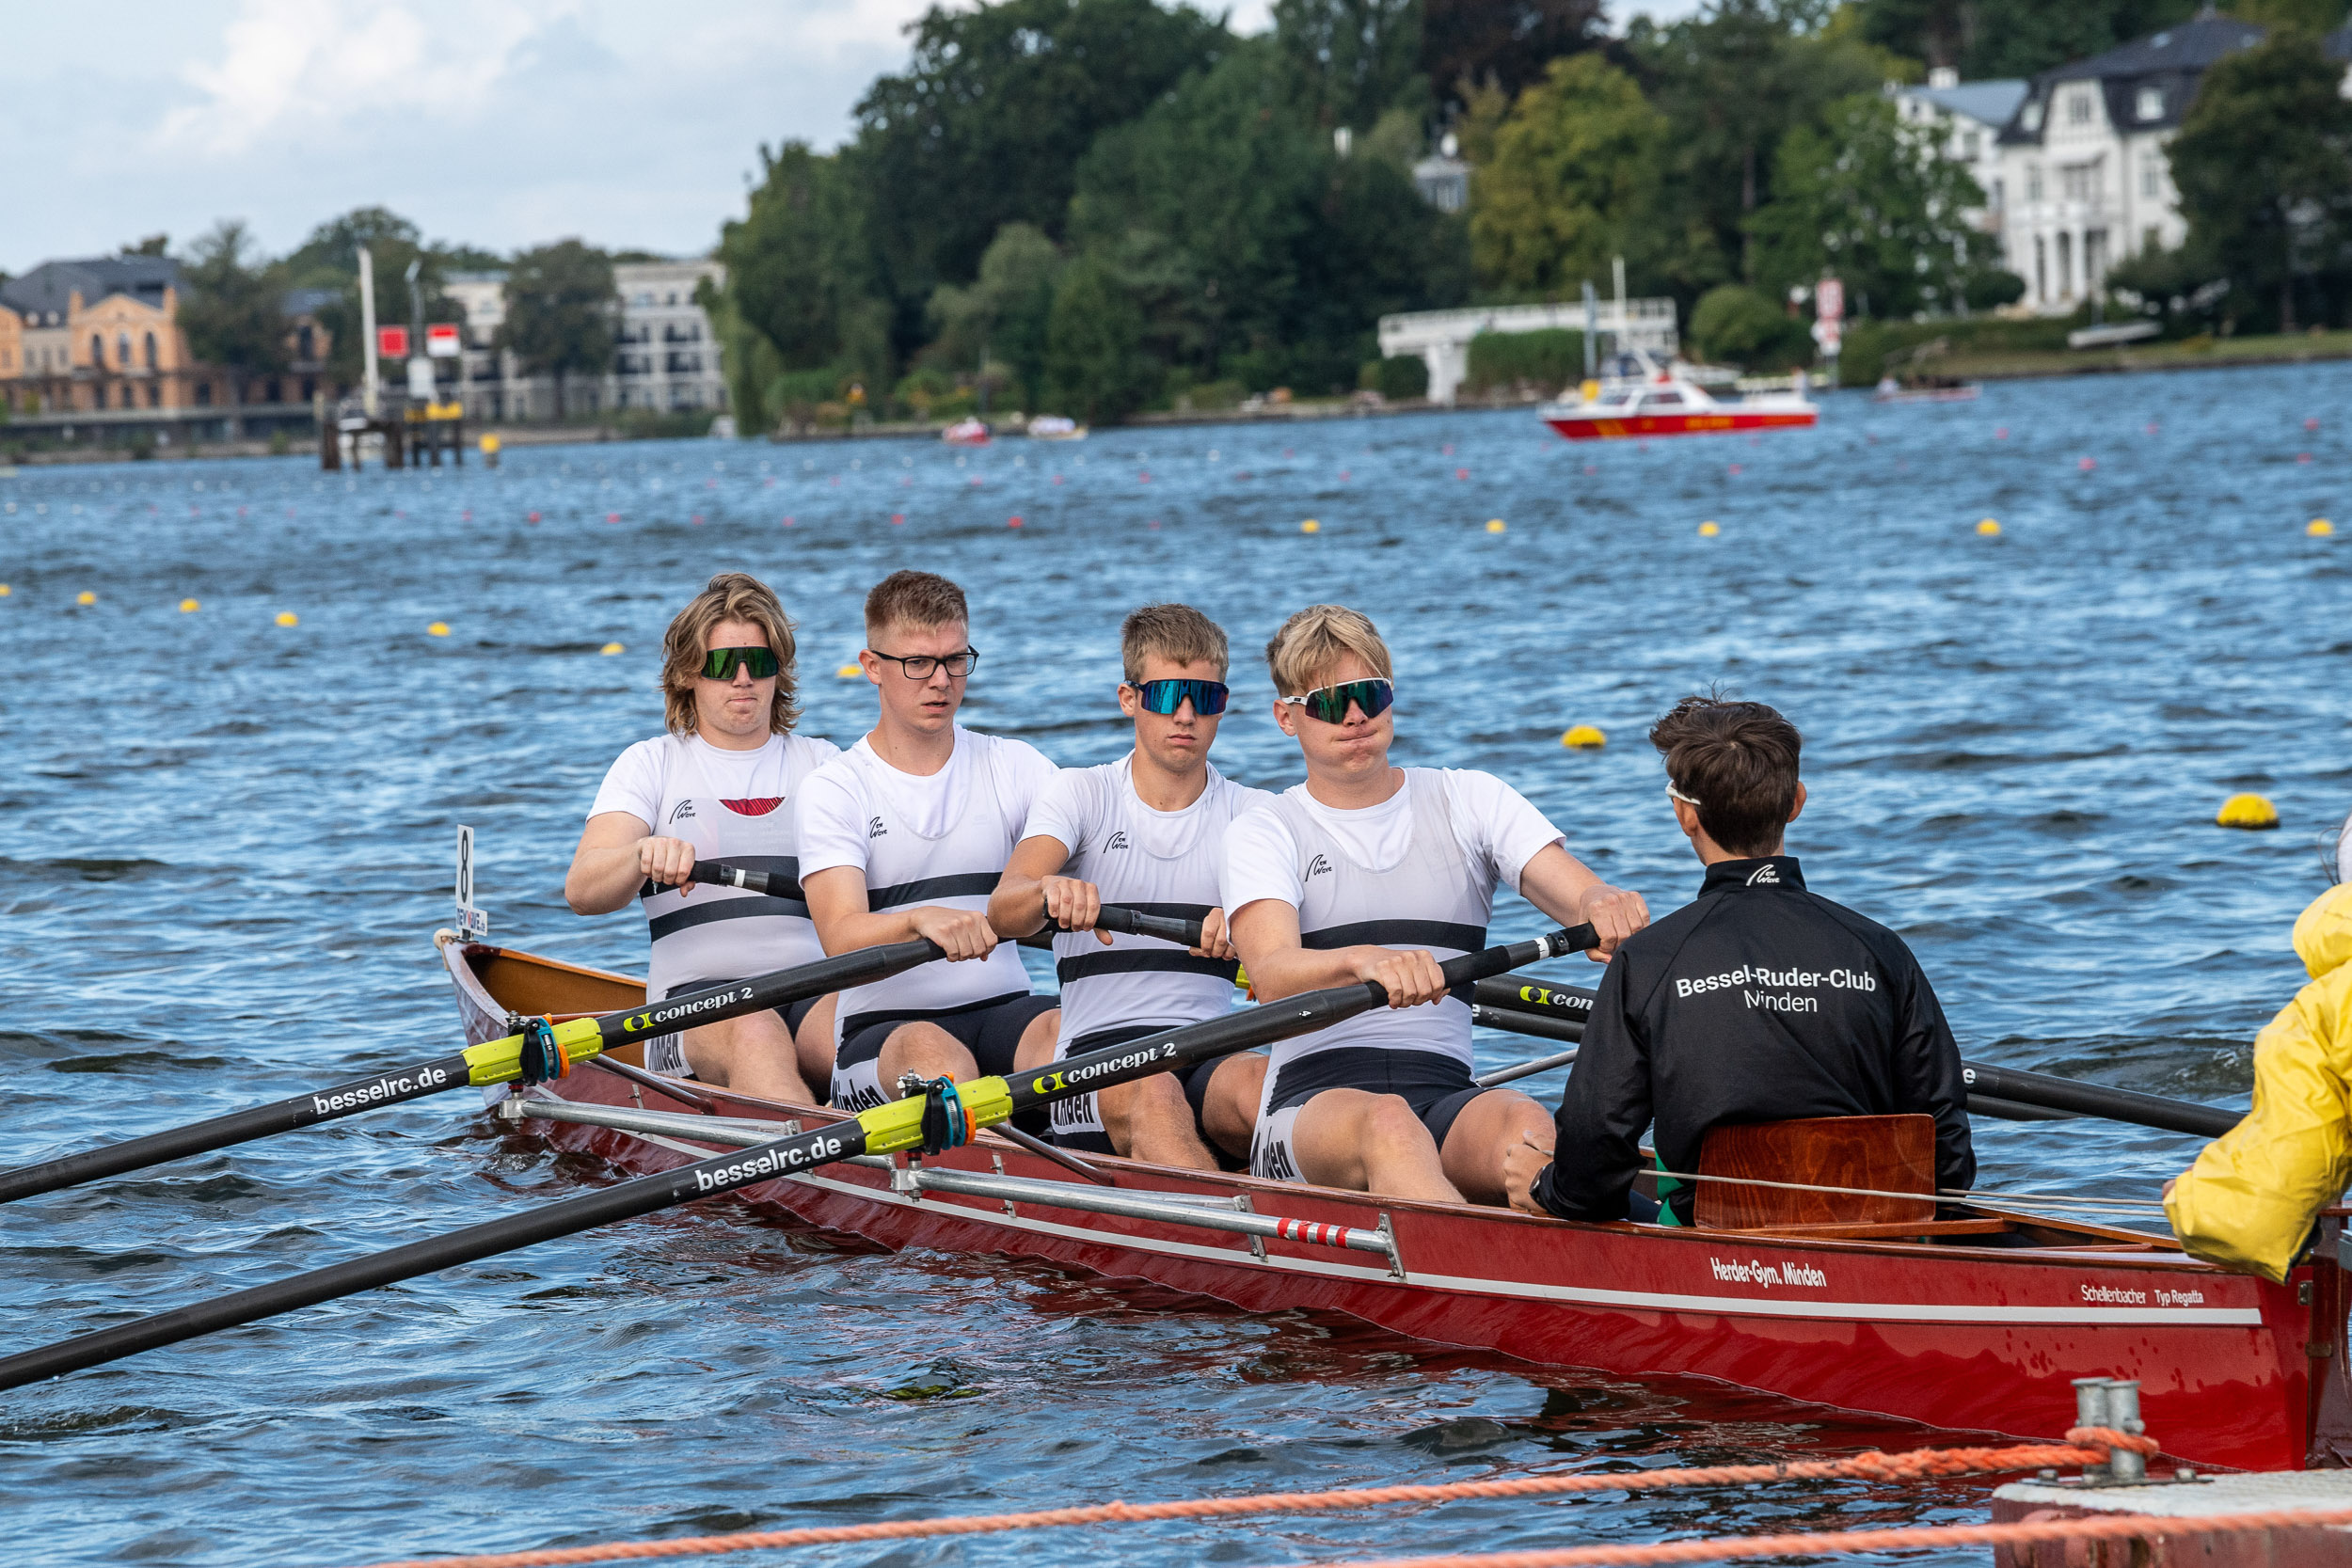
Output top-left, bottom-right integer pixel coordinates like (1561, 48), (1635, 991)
(1376, 298), (1679, 404)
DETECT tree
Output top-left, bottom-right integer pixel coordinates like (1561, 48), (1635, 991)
(123, 234), (169, 257)
(280, 207), (466, 389)
(1746, 92), (1994, 318)
(1422, 0), (1603, 109)
(2167, 28), (2352, 331)
(1468, 54), (1666, 298)
(849, 0), (1228, 352)
(1273, 0), (1425, 131)
(1044, 255), (1152, 420)
(715, 142), (892, 420)
(1689, 283), (1811, 366)
(178, 220), (291, 438)
(1856, 0), (2205, 78)
(928, 224), (1065, 412)
(500, 241), (617, 420)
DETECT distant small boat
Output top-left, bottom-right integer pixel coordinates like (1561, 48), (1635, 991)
(1874, 378), (1981, 404)
(942, 418), (991, 446)
(1540, 351), (1816, 441)
(1026, 416), (1088, 441)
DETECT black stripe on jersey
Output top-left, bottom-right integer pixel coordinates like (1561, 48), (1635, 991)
(640, 856), (803, 900)
(1057, 951), (1240, 986)
(866, 872), (1002, 911)
(1302, 920), (1487, 955)
(647, 895), (811, 940)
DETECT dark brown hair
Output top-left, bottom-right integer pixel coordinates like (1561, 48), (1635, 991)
(1121, 603), (1229, 681)
(1647, 694), (1802, 858)
(865, 569), (968, 641)
(660, 572), (802, 736)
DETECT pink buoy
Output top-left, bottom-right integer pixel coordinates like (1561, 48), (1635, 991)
(1583, 465), (1597, 475)
(1995, 427), (2009, 438)
(1008, 515), (1024, 528)
(606, 511), (620, 522)
(1455, 467), (1469, 480)
(2078, 456), (2095, 470)
(2308, 417), (2321, 432)
(1728, 465), (1742, 476)
(891, 513), (904, 525)
(783, 516), (796, 527)
(691, 514), (704, 525)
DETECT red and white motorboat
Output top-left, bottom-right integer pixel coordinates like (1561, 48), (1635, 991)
(941, 417), (991, 446)
(443, 938), (2351, 1475)
(1541, 354), (1817, 441)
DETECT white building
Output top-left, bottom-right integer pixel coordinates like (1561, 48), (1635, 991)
(1990, 15), (2266, 311)
(1893, 70), (2026, 241)
(442, 258), (728, 420)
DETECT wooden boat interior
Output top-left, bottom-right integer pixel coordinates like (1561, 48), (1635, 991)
(453, 941), (2181, 1258)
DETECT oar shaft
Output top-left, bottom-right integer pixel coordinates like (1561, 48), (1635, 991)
(0, 1054), (473, 1205)
(1474, 1048), (1580, 1088)
(1473, 975), (1596, 1018)
(1470, 1003), (1584, 1046)
(1961, 1060), (2238, 1138)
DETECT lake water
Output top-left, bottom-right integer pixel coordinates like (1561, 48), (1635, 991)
(1, 365), (2344, 1566)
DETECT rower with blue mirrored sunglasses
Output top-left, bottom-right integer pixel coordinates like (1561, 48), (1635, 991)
(1123, 677), (1229, 716)
(700, 646), (781, 681)
(1277, 676), (1393, 724)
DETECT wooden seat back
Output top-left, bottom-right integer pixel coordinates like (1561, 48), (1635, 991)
(1693, 1115), (1937, 1229)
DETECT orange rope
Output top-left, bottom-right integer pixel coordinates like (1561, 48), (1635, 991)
(1296, 1505), (2352, 1568)
(346, 1436), (2148, 1568)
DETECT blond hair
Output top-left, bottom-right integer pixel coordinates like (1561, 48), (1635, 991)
(1263, 604), (1392, 696)
(865, 569), (968, 641)
(660, 571), (803, 736)
(1120, 603), (1229, 682)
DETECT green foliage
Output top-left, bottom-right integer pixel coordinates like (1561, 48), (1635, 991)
(179, 221), (292, 388)
(1421, 0), (1604, 110)
(1273, 0), (1425, 131)
(280, 207), (468, 388)
(1367, 353), (1429, 397)
(928, 223), (1065, 412)
(499, 240), (617, 418)
(850, 0), (1228, 343)
(699, 276), (783, 435)
(123, 234), (169, 257)
(1470, 54), (1664, 298)
(1964, 270), (2026, 310)
(1690, 284), (1811, 367)
(1464, 326), (1584, 391)
(1835, 314), (2074, 384)
(1746, 92), (1994, 318)
(720, 143), (890, 389)
(1045, 255), (1153, 420)
(2168, 28), (2352, 330)
(1856, 0), (2203, 80)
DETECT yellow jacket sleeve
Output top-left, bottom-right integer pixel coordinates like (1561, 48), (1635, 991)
(2165, 885), (2352, 1283)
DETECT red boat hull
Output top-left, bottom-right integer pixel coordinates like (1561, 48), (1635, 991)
(1545, 410), (1819, 440)
(445, 940), (2340, 1475)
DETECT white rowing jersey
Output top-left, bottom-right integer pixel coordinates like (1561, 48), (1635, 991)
(1023, 755), (1265, 1144)
(795, 727), (1058, 1095)
(1220, 768), (1564, 1076)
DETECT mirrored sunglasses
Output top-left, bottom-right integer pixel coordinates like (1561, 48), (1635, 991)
(1278, 676), (1393, 724)
(1130, 678), (1229, 716)
(700, 646), (780, 681)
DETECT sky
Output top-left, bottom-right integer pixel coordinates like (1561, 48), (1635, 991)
(1, 0), (1706, 274)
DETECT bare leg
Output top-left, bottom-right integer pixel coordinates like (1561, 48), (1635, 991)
(1200, 1053), (1266, 1163)
(1100, 1074), (1216, 1169)
(680, 1010), (816, 1103)
(1287, 1088), (1462, 1202)
(1440, 1088), (1555, 1207)
(877, 1021), (978, 1094)
(792, 994), (838, 1099)
(1011, 1007), (1058, 1077)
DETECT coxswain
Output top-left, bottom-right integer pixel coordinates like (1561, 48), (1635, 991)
(1223, 605), (1649, 1204)
(796, 570), (1060, 1110)
(2164, 877), (2352, 1281)
(564, 571), (840, 1101)
(990, 604), (1268, 1168)
(1505, 695), (1975, 1223)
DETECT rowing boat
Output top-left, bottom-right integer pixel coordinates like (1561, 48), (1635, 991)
(442, 935), (2351, 1473)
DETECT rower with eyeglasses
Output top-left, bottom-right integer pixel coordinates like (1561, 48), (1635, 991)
(1221, 604), (1652, 1205)
(564, 572), (843, 1103)
(795, 570), (1062, 1116)
(989, 604), (1270, 1171)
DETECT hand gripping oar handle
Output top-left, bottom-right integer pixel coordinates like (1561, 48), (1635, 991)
(0, 923), (1595, 1393)
(687, 863), (1209, 951)
(0, 936), (949, 1206)
(1960, 1059), (2241, 1138)
(684, 861), (790, 896)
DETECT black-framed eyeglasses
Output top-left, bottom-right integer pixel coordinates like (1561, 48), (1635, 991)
(869, 647), (979, 679)
(1126, 678), (1229, 716)
(1277, 676), (1393, 724)
(700, 645), (780, 681)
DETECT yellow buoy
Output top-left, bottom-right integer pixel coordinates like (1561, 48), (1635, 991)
(427, 621), (451, 637)
(1486, 518), (1506, 533)
(1698, 520), (1721, 537)
(179, 598), (199, 612)
(76, 591), (96, 606)
(1560, 724), (1607, 750)
(2310, 518), (2334, 537)
(599, 641), (625, 656)
(481, 434), (502, 455)
(2217, 793), (2280, 831)
(0, 584), (10, 596)
(275, 610), (299, 627)
(1301, 518), (1321, 534)
(1977, 518), (2001, 536)
(836, 662), (863, 677)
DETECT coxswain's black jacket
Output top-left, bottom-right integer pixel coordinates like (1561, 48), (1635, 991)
(1531, 855), (1975, 1223)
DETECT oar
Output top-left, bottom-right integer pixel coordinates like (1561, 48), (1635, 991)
(1470, 1002), (1582, 1046)
(1474, 975), (1596, 1018)
(691, 863), (1208, 950)
(0, 938), (946, 1206)
(1960, 1060), (2239, 1138)
(1474, 1048), (1578, 1088)
(0, 921), (1598, 1391)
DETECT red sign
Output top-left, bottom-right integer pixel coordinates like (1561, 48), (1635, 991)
(377, 325), (410, 358)
(1815, 277), (1845, 325)
(425, 323), (462, 357)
